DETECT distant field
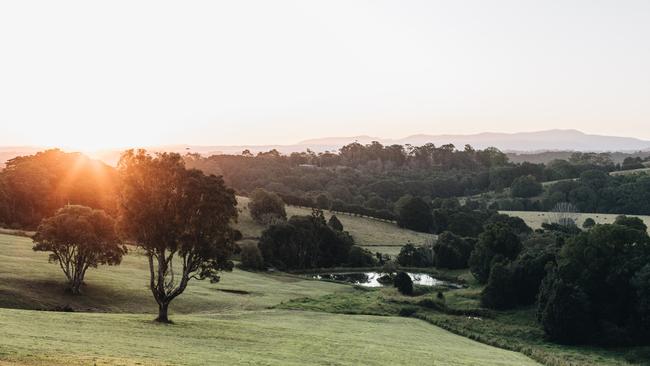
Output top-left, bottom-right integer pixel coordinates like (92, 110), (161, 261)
(501, 210), (650, 231)
(610, 167), (650, 176)
(0, 232), (539, 366)
(236, 196), (434, 251)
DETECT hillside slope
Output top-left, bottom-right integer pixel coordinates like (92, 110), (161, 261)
(0, 233), (538, 366)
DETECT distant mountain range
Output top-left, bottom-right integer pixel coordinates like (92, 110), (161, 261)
(298, 129), (650, 152)
(2, 129), (650, 166)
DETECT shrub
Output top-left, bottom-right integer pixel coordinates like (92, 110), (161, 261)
(347, 246), (376, 267)
(398, 306), (417, 317)
(394, 271), (413, 295)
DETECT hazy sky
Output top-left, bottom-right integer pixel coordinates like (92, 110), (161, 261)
(1, 0), (649, 150)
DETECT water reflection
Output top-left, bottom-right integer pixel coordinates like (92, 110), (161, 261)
(311, 272), (461, 288)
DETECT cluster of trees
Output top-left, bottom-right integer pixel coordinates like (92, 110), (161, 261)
(537, 218), (650, 345)
(395, 200), (532, 271)
(257, 209), (374, 270)
(15, 150), (241, 323)
(543, 171), (650, 214)
(472, 214), (650, 346)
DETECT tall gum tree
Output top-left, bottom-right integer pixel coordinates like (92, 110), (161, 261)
(117, 150), (240, 322)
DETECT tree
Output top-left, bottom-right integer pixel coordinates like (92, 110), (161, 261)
(469, 223), (522, 283)
(315, 193), (331, 210)
(432, 231), (473, 269)
(582, 217), (596, 229)
(396, 197), (432, 233)
(328, 215), (344, 231)
(249, 188), (287, 225)
(239, 243), (264, 270)
(510, 175), (543, 198)
(32, 205), (126, 294)
(118, 150), (240, 323)
(397, 243), (433, 267)
(481, 261), (516, 309)
(394, 271), (413, 295)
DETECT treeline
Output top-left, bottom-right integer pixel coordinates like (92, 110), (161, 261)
(391, 198), (650, 346)
(184, 144), (622, 222)
(495, 169), (650, 215)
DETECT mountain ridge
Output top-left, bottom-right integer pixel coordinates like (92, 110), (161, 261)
(2, 129), (649, 166)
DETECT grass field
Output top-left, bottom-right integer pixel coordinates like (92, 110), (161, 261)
(0, 233), (540, 365)
(282, 274), (649, 366)
(501, 210), (650, 231)
(235, 196), (435, 251)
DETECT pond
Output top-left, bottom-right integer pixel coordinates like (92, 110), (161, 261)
(310, 272), (463, 288)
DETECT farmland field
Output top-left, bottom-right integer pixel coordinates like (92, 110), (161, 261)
(0, 233), (539, 365)
(501, 210), (650, 232)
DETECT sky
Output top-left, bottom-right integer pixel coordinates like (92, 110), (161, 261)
(0, 0), (649, 150)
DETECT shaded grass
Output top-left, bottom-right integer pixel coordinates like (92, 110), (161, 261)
(0, 233), (349, 313)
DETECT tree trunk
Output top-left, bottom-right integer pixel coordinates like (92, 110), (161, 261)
(156, 301), (171, 323)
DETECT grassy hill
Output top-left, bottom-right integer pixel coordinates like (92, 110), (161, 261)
(235, 196), (434, 256)
(0, 233), (538, 365)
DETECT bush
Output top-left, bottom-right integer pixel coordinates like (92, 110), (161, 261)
(347, 246), (376, 267)
(240, 243), (264, 270)
(249, 188), (287, 225)
(394, 271), (413, 295)
(582, 217), (596, 229)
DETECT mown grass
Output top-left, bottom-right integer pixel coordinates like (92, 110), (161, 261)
(280, 273), (650, 366)
(0, 308), (538, 366)
(0, 233), (541, 365)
